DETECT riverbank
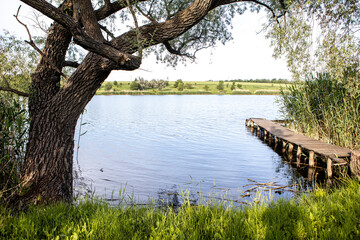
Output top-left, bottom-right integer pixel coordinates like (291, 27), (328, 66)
(1, 178), (360, 239)
(96, 81), (288, 95)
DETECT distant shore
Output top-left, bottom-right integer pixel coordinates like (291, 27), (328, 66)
(96, 81), (289, 95)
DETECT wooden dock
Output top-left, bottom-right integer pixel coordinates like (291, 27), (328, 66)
(245, 118), (352, 179)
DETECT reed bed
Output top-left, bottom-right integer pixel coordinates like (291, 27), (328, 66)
(0, 93), (28, 202)
(280, 73), (360, 149)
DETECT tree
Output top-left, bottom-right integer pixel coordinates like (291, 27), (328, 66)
(173, 79), (183, 88)
(0, 0), (289, 206)
(216, 80), (224, 91)
(177, 82), (184, 91)
(130, 80), (140, 90)
(230, 81), (235, 90)
(104, 82), (113, 91)
(267, 0), (360, 86)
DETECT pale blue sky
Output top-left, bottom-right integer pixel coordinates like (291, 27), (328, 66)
(0, 1), (292, 81)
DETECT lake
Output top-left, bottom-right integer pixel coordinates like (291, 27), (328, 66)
(74, 95), (308, 204)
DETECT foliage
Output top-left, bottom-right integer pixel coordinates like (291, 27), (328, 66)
(130, 78), (167, 90)
(267, 0), (360, 84)
(216, 80), (224, 91)
(184, 83), (193, 89)
(129, 80), (141, 90)
(1, 177), (360, 239)
(0, 31), (37, 93)
(97, 81), (286, 95)
(146, 0), (249, 66)
(103, 82), (113, 91)
(280, 73), (360, 149)
(173, 79), (183, 88)
(231, 81), (236, 90)
(177, 82), (184, 91)
(0, 93), (28, 202)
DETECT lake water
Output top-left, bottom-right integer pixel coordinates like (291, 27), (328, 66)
(74, 95), (308, 204)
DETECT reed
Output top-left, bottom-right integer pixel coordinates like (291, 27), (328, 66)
(280, 73), (360, 149)
(0, 93), (28, 202)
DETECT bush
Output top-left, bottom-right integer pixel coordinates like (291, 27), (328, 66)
(129, 81), (140, 90)
(184, 83), (193, 89)
(217, 81), (224, 91)
(177, 82), (184, 91)
(174, 79), (183, 88)
(104, 82), (113, 91)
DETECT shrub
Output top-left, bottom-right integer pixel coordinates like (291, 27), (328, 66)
(177, 82), (184, 91)
(130, 81), (140, 90)
(174, 79), (183, 88)
(104, 82), (113, 91)
(217, 81), (224, 91)
(184, 83), (193, 89)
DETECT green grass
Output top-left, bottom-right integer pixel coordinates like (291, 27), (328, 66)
(96, 81), (288, 95)
(2, 178), (360, 239)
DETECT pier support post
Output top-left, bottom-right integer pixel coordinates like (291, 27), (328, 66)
(282, 140), (286, 153)
(308, 167), (315, 182)
(350, 150), (360, 180)
(288, 143), (294, 153)
(268, 133), (272, 144)
(327, 158), (333, 178)
(309, 151), (315, 167)
(296, 146), (302, 166)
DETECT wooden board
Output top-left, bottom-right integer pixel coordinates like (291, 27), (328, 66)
(247, 118), (351, 158)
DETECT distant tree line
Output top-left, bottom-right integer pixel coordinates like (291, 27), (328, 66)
(208, 79), (290, 83)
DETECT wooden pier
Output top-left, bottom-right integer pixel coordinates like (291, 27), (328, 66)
(245, 118), (353, 180)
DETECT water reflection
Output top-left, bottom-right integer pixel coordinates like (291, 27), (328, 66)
(74, 95), (315, 205)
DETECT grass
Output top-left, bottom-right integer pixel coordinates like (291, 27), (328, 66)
(96, 81), (288, 95)
(1, 178), (360, 239)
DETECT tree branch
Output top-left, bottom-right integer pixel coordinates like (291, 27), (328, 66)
(126, 0), (143, 58)
(95, 0), (148, 21)
(14, 6), (69, 81)
(20, 0), (141, 70)
(0, 73), (29, 97)
(63, 61), (80, 68)
(163, 41), (195, 59)
(99, 24), (116, 40)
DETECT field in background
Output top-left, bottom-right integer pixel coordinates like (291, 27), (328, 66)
(96, 81), (289, 95)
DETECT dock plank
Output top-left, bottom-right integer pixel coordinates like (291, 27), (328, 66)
(246, 118), (351, 159)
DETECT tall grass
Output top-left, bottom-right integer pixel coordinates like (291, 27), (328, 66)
(0, 93), (28, 202)
(280, 73), (360, 149)
(1, 178), (360, 239)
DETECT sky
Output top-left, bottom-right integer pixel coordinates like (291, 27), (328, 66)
(0, 1), (292, 82)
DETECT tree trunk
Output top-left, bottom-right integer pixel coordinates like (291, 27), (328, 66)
(19, 113), (75, 205)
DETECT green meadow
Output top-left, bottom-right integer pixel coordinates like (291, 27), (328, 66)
(96, 81), (288, 95)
